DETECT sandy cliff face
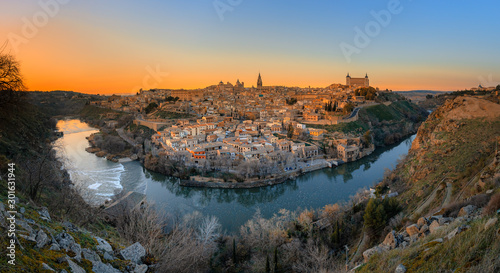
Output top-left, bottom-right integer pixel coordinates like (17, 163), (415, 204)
(411, 97), (500, 151)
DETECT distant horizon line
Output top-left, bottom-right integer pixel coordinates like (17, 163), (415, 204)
(26, 88), (455, 96)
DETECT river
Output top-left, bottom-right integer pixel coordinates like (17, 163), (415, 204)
(55, 119), (415, 233)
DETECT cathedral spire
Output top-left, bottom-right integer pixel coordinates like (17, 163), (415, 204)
(257, 72), (263, 88)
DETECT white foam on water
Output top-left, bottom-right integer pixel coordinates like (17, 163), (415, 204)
(55, 120), (126, 204)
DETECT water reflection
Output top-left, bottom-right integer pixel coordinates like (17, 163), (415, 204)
(140, 134), (414, 232)
(56, 119), (415, 233)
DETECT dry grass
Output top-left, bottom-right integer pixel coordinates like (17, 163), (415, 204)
(357, 217), (500, 272)
(483, 192), (500, 216)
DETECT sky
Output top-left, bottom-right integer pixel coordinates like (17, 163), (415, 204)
(1, 0), (499, 94)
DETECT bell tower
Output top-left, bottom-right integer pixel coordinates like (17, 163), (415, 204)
(257, 73), (263, 88)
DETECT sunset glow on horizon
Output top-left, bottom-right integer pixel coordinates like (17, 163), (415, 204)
(2, 0), (499, 94)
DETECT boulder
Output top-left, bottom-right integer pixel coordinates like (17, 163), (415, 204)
(65, 257), (85, 273)
(134, 264), (148, 273)
(19, 233), (37, 242)
(362, 245), (386, 263)
(69, 243), (82, 262)
(429, 220), (441, 234)
(55, 232), (76, 250)
(446, 225), (470, 240)
(63, 221), (79, 232)
(484, 218), (498, 230)
(103, 252), (115, 261)
(49, 243), (61, 251)
(417, 217), (428, 227)
(38, 207), (51, 222)
(16, 219), (34, 234)
(458, 205), (477, 217)
(36, 229), (50, 248)
(120, 242), (146, 264)
(420, 224), (429, 234)
(95, 236), (113, 253)
(92, 261), (121, 273)
(41, 263), (55, 271)
(20, 207), (26, 214)
(395, 264), (407, 273)
(382, 230), (401, 249)
(406, 224), (420, 237)
(82, 248), (101, 263)
(438, 217), (452, 225)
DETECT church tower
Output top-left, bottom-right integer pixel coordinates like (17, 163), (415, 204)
(257, 73), (263, 88)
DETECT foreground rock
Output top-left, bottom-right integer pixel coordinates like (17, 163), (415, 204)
(406, 224), (420, 237)
(65, 257), (85, 273)
(95, 236), (114, 253)
(363, 245), (386, 262)
(395, 264), (407, 273)
(383, 230), (402, 249)
(458, 205), (477, 217)
(120, 242), (146, 264)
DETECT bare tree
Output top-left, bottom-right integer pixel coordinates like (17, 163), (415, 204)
(19, 147), (60, 201)
(197, 215), (222, 250)
(0, 49), (26, 105)
(114, 201), (165, 255)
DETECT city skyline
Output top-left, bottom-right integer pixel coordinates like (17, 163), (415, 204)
(1, 0), (500, 94)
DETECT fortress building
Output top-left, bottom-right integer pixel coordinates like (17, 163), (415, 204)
(346, 73), (369, 88)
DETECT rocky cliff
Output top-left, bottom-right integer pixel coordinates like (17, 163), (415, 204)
(0, 200), (151, 272)
(357, 95), (500, 272)
(412, 96), (500, 151)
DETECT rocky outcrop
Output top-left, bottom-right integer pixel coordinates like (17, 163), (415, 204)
(412, 97), (500, 151)
(65, 257), (85, 273)
(405, 224), (420, 237)
(395, 264), (407, 273)
(36, 229), (49, 248)
(458, 205), (477, 217)
(120, 242), (146, 264)
(363, 245), (386, 263)
(429, 220), (441, 234)
(92, 261), (121, 273)
(95, 236), (114, 253)
(446, 225), (470, 240)
(38, 207), (51, 222)
(12, 201), (154, 272)
(382, 230), (402, 249)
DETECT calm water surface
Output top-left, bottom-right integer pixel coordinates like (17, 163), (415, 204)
(55, 119), (415, 232)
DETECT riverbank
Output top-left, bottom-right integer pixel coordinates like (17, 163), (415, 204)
(179, 146), (377, 189)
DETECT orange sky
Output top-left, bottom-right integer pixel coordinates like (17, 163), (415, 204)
(2, 1), (499, 94)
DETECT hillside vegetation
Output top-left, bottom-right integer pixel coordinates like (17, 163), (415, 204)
(359, 100), (428, 146)
(357, 95), (500, 272)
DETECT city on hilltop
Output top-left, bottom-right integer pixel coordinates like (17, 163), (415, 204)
(85, 72), (424, 185)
